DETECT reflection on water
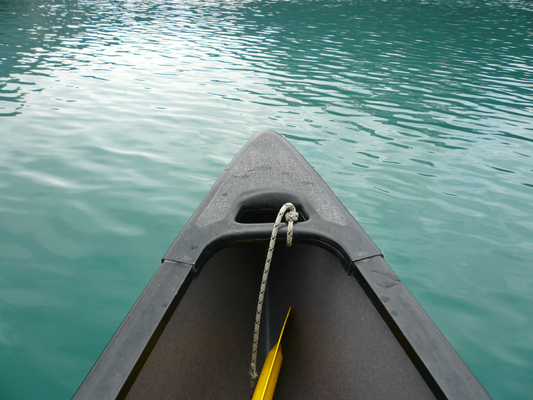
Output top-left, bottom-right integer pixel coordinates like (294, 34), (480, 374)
(1, 0), (532, 399)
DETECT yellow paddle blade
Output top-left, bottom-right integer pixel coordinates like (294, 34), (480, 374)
(251, 308), (291, 400)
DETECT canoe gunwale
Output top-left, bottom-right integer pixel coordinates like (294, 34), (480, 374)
(73, 261), (195, 400)
(353, 255), (492, 400)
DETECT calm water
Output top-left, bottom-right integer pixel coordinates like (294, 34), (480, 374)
(1, 0), (532, 398)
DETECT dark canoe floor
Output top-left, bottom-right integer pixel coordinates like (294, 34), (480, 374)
(125, 243), (436, 400)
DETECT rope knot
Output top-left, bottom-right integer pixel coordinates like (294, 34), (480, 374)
(283, 206), (298, 247)
(284, 209), (299, 223)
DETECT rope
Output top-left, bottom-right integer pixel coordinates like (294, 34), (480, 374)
(250, 202), (298, 392)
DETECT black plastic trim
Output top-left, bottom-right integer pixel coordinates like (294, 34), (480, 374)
(352, 256), (492, 400)
(72, 261), (193, 400)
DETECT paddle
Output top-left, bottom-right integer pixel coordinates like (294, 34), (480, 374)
(251, 308), (291, 400)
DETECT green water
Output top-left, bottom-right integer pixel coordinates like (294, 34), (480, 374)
(1, 0), (532, 399)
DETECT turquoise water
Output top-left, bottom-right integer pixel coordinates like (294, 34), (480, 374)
(1, 0), (532, 398)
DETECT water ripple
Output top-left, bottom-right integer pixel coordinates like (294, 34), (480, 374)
(1, 0), (533, 399)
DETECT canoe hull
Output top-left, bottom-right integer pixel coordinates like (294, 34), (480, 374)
(73, 131), (491, 400)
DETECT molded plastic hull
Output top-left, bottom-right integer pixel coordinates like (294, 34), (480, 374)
(73, 131), (491, 400)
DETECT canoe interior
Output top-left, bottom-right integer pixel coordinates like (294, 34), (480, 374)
(125, 243), (436, 400)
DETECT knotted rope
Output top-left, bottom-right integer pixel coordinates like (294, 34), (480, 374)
(250, 203), (298, 392)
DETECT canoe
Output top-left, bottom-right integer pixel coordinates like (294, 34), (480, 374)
(73, 130), (492, 400)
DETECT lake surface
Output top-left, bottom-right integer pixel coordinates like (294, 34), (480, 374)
(1, 0), (532, 399)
